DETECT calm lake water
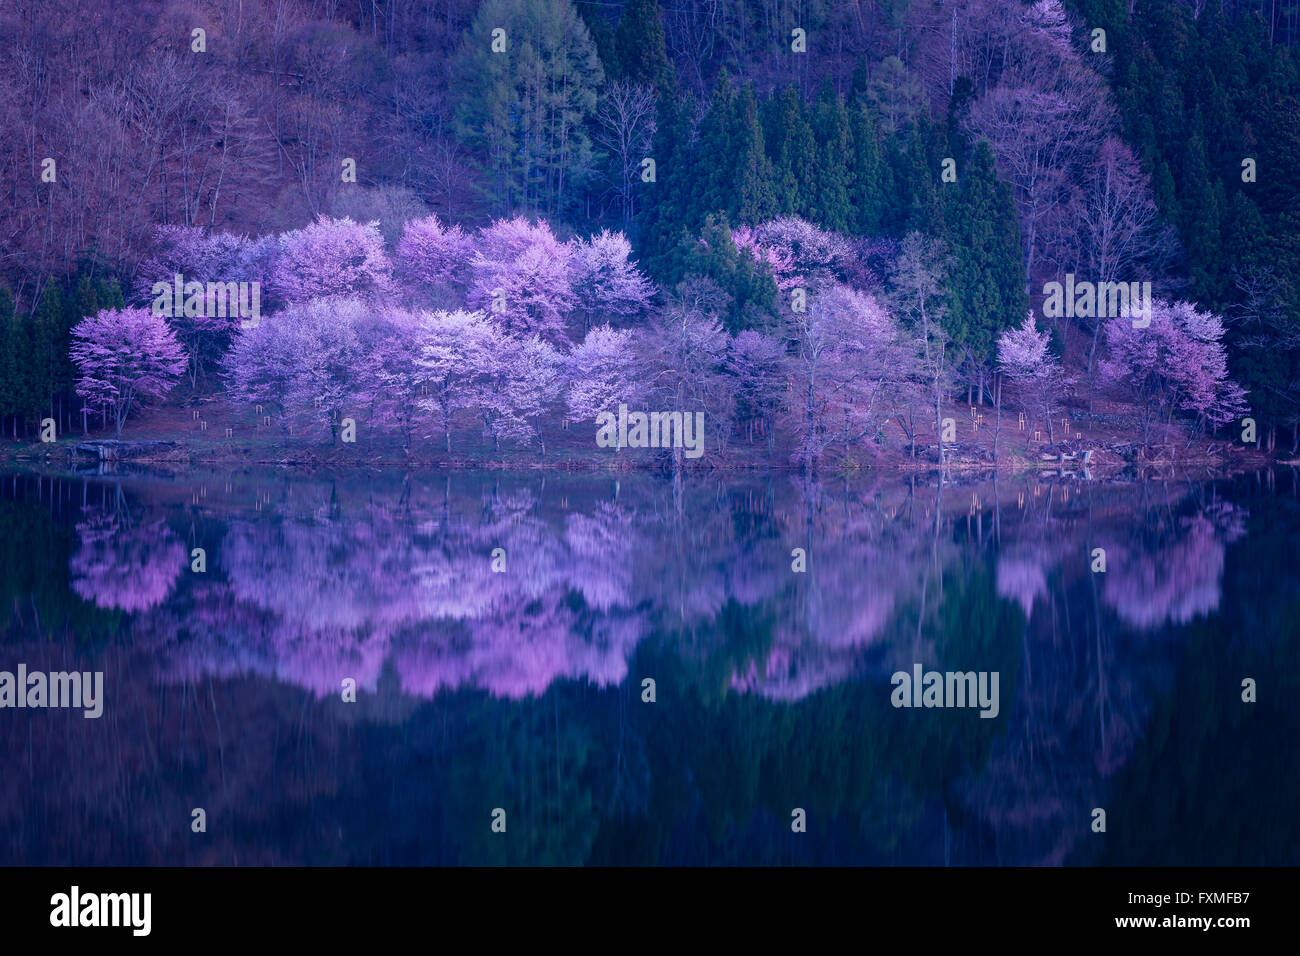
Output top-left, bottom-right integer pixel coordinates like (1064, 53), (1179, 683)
(1, 466), (1296, 865)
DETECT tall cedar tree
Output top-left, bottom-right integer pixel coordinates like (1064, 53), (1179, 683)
(943, 139), (1028, 397)
(614, 0), (673, 90)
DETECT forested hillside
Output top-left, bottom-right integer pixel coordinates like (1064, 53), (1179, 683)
(0, 0), (1296, 460)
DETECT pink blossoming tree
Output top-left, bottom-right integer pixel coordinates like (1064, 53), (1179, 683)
(358, 307), (429, 452)
(70, 307), (188, 436)
(224, 298), (369, 441)
(785, 284), (900, 464)
(135, 225), (279, 388)
(272, 217), (393, 303)
(565, 323), (649, 424)
(731, 224), (800, 294)
(395, 215), (475, 303)
(467, 217), (575, 344)
(997, 311), (1065, 441)
(1100, 300), (1247, 444)
(567, 230), (655, 329)
(417, 309), (497, 453)
(726, 329), (788, 448)
(477, 331), (563, 455)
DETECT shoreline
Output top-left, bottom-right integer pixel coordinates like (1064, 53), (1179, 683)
(0, 437), (1280, 481)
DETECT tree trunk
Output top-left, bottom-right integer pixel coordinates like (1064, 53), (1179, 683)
(994, 375), (1001, 464)
(934, 362), (943, 466)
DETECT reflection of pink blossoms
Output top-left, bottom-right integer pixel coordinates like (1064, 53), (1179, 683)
(70, 513), (187, 612)
(1101, 514), (1232, 630)
(395, 594), (643, 700)
(165, 492), (651, 700)
(997, 550), (1050, 620)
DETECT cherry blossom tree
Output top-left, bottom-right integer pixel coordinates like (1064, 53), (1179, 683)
(731, 224), (800, 295)
(646, 277), (734, 460)
(998, 311), (1065, 442)
(417, 309), (497, 454)
(282, 299), (370, 442)
(472, 216), (560, 263)
(467, 217), (575, 344)
(70, 307), (187, 437)
(567, 230), (654, 330)
(357, 307), (428, 452)
(1100, 300), (1247, 444)
(271, 217), (393, 304)
(477, 331), (563, 455)
(726, 329), (787, 449)
(224, 298), (369, 441)
(134, 226), (278, 387)
(566, 324), (649, 424)
(134, 225), (223, 297)
(1023, 0), (1074, 54)
(395, 215), (474, 303)
(785, 284), (901, 465)
(223, 311), (303, 436)
(135, 225), (276, 295)
(746, 217), (855, 293)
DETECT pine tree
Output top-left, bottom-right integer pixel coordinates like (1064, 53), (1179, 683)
(693, 69), (738, 223)
(761, 85), (807, 216)
(1182, 128), (1227, 301)
(60, 274), (99, 427)
(662, 214), (777, 333)
(0, 285), (14, 436)
(942, 140), (1027, 400)
(614, 0), (672, 91)
(848, 102), (886, 235)
(637, 86), (698, 275)
(101, 277), (125, 310)
(733, 83), (776, 226)
(576, 3), (619, 78)
(811, 82), (852, 233)
(452, 0), (604, 218)
(898, 123), (943, 235)
(30, 281), (62, 426)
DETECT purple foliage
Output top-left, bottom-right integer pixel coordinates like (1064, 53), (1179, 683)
(1100, 300), (1247, 440)
(467, 217), (575, 344)
(395, 215), (475, 299)
(70, 307), (188, 437)
(272, 217), (393, 303)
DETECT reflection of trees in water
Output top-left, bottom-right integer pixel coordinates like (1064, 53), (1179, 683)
(966, 483), (1250, 864)
(134, 480), (650, 699)
(69, 486), (187, 613)
(725, 475), (943, 701)
(52, 472), (956, 714)
(1099, 499), (1245, 631)
(76, 475), (1246, 713)
(996, 546), (1051, 620)
(27, 471), (1270, 864)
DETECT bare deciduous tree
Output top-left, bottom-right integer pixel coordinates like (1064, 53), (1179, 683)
(593, 81), (657, 230)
